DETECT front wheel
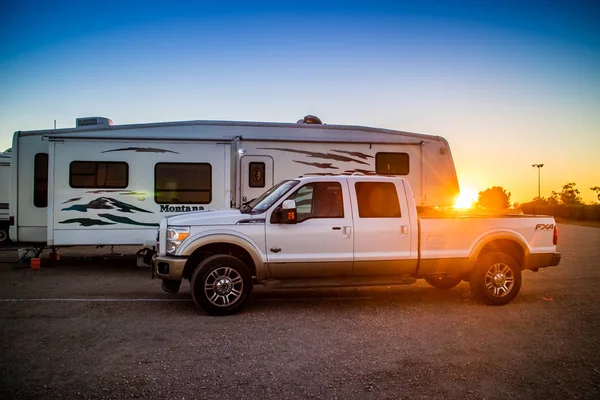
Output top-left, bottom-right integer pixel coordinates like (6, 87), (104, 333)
(425, 276), (462, 290)
(470, 252), (522, 305)
(190, 254), (253, 316)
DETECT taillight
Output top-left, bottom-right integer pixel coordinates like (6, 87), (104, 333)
(553, 225), (558, 245)
(9, 216), (14, 226)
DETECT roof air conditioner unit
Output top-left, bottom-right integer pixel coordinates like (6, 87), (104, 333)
(76, 117), (113, 128)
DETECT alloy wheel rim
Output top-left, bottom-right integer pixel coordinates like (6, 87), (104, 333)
(0, 230), (6, 242)
(204, 266), (244, 307)
(484, 263), (515, 298)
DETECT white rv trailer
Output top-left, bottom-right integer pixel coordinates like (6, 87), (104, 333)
(0, 150), (11, 243)
(9, 117), (459, 247)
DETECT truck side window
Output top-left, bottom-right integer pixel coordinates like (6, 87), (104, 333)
(287, 182), (344, 222)
(355, 182), (401, 218)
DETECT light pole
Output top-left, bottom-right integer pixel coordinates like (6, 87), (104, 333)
(532, 164), (544, 199)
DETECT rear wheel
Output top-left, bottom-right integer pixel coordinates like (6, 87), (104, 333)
(470, 252), (522, 305)
(190, 254), (253, 316)
(424, 276), (462, 290)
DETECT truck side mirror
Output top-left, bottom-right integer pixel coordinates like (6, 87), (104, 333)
(279, 200), (297, 224)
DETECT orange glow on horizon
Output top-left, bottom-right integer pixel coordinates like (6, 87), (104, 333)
(453, 187), (478, 209)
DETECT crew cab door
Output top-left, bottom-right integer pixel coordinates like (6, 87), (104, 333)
(347, 177), (417, 275)
(265, 178), (353, 278)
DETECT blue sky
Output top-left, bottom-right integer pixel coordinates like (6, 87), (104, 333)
(1, 0), (599, 203)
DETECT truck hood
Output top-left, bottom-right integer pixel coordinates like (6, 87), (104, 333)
(165, 209), (253, 226)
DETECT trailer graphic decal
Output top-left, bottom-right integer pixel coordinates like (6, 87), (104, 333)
(84, 190), (147, 196)
(62, 197), (83, 204)
(58, 218), (116, 227)
(102, 147), (179, 154)
(159, 205), (205, 212)
(293, 161), (338, 169)
(118, 191), (147, 196)
(86, 189), (131, 194)
(331, 150), (373, 160)
(62, 198), (153, 213)
(257, 148), (370, 166)
(343, 169), (377, 175)
(97, 214), (159, 227)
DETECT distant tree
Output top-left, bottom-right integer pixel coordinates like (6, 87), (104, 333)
(548, 192), (560, 205)
(591, 186), (600, 203)
(476, 186), (511, 210)
(532, 193), (559, 205)
(556, 182), (582, 205)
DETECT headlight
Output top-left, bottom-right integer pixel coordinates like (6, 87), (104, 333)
(166, 226), (190, 255)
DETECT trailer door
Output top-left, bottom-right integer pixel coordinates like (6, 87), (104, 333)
(240, 156), (274, 204)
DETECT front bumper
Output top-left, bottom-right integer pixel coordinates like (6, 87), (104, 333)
(152, 254), (188, 281)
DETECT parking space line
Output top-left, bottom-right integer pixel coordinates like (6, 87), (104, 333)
(0, 297), (374, 303)
(257, 297), (374, 301)
(0, 298), (191, 302)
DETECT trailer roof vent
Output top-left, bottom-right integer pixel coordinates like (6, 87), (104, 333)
(296, 115), (323, 124)
(76, 117), (113, 128)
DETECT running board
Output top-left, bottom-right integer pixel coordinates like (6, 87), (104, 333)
(262, 275), (417, 289)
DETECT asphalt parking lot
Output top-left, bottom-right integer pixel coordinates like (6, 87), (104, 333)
(1, 223), (599, 400)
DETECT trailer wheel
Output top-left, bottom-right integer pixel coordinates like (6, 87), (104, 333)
(470, 252), (522, 305)
(190, 254), (253, 316)
(0, 226), (9, 245)
(424, 276), (462, 290)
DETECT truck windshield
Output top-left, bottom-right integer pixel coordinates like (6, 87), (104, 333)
(246, 180), (299, 214)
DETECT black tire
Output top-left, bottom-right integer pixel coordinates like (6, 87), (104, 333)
(0, 226), (9, 245)
(161, 280), (181, 294)
(190, 254), (253, 316)
(424, 276), (462, 290)
(470, 252), (522, 306)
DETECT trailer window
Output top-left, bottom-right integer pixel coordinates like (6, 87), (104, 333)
(375, 152), (410, 175)
(355, 182), (401, 218)
(69, 161), (129, 189)
(155, 163), (212, 204)
(34, 153), (48, 208)
(248, 162), (265, 188)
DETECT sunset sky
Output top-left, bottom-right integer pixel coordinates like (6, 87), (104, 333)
(1, 0), (598, 204)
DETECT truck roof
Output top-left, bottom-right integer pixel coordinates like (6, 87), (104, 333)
(295, 174), (408, 182)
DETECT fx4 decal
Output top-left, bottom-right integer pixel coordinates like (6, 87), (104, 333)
(535, 224), (555, 231)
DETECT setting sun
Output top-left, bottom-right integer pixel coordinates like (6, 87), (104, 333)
(453, 187), (478, 209)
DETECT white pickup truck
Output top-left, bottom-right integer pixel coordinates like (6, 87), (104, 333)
(152, 175), (561, 315)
